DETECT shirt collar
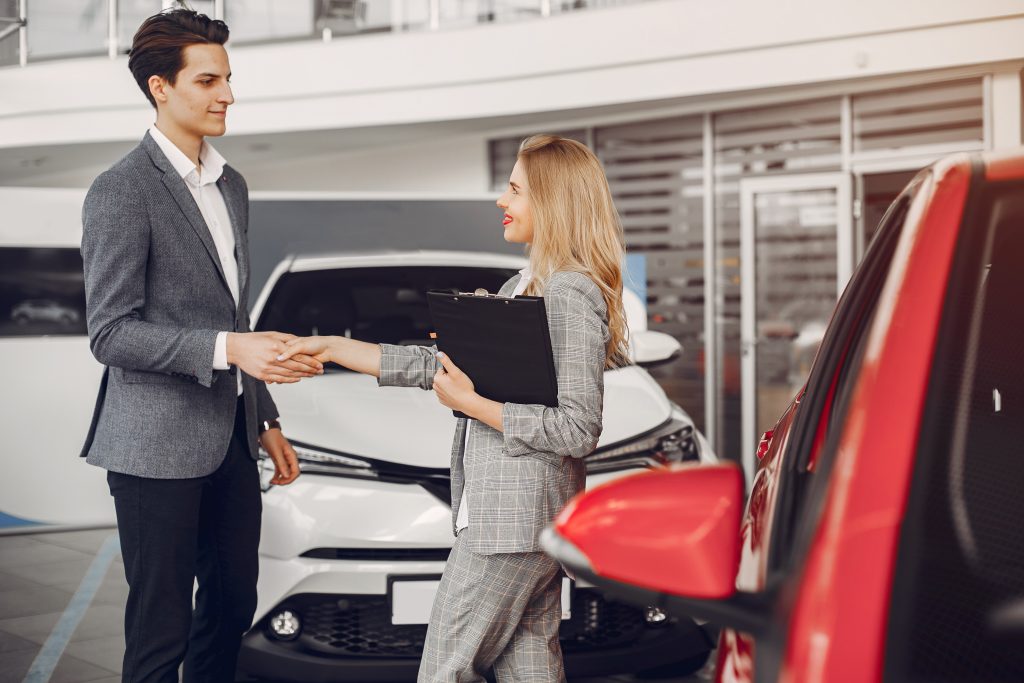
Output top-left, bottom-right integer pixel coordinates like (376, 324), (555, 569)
(518, 266), (533, 282)
(149, 124), (226, 187)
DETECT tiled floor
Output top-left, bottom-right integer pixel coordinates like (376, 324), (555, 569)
(0, 529), (124, 683)
(0, 529), (713, 683)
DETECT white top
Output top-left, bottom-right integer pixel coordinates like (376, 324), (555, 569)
(456, 266), (532, 532)
(148, 125), (242, 396)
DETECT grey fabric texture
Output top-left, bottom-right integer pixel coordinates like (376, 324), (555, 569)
(379, 271), (608, 554)
(418, 534), (565, 683)
(79, 131), (279, 478)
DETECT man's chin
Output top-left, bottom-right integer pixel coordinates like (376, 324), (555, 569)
(202, 121), (228, 137)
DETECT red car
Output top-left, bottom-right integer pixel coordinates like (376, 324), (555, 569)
(542, 148), (1024, 682)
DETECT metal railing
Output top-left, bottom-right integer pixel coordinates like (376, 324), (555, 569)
(0, 0), (648, 68)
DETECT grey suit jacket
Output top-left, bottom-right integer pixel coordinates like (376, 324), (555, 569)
(79, 131), (279, 479)
(379, 271), (609, 554)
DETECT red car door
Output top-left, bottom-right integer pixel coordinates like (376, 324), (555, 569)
(717, 161), (947, 682)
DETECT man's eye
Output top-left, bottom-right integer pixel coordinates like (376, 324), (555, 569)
(200, 80), (213, 85)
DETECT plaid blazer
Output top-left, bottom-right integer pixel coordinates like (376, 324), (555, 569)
(378, 271), (609, 554)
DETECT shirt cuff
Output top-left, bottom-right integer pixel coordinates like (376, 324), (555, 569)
(213, 331), (230, 370)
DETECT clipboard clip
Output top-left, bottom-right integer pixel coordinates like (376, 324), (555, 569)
(455, 288), (511, 299)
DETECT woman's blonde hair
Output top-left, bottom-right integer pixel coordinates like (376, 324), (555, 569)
(517, 134), (630, 368)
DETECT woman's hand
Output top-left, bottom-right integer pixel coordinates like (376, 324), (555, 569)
(433, 352), (505, 430)
(433, 352), (478, 413)
(277, 336), (334, 365)
(278, 335), (382, 378)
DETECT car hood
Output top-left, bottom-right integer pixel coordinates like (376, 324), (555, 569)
(268, 365), (672, 468)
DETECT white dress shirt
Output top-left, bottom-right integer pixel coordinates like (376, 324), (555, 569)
(149, 124), (242, 395)
(456, 267), (532, 533)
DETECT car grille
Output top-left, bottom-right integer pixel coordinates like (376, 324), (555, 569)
(265, 589), (655, 658)
(300, 548), (452, 562)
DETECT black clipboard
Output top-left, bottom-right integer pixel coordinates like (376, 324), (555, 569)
(427, 291), (558, 419)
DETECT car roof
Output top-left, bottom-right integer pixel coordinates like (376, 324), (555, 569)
(288, 250), (528, 273)
(982, 146), (1024, 182)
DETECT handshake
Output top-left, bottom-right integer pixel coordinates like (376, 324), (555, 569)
(226, 331), (330, 384)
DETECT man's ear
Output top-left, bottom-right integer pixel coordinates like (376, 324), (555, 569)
(148, 75), (169, 105)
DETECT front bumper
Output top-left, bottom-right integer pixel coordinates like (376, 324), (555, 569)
(238, 587), (714, 682)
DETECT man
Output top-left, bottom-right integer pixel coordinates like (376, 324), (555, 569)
(80, 9), (321, 682)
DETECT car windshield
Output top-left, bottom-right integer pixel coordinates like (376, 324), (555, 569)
(256, 265), (518, 370)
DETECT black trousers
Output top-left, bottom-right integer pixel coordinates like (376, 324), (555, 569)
(108, 396), (262, 683)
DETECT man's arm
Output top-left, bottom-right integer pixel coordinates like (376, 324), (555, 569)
(81, 172), (322, 386)
(254, 379), (279, 424)
(81, 171), (220, 386)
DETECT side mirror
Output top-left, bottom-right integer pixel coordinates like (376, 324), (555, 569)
(541, 463), (769, 633)
(631, 330), (681, 367)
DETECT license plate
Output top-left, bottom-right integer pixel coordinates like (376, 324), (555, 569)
(390, 577), (439, 625)
(389, 576), (575, 624)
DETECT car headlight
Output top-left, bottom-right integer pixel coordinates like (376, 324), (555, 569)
(258, 442), (376, 489)
(258, 440), (454, 504)
(585, 417), (699, 474)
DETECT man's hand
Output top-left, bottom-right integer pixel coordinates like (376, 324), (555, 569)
(227, 331), (324, 384)
(259, 428), (300, 485)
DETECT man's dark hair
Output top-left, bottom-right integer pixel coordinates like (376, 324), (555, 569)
(128, 9), (229, 109)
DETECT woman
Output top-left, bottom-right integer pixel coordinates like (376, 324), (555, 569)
(277, 135), (630, 682)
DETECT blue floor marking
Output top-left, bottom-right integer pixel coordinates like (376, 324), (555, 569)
(23, 533), (121, 683)
(0, 510), (43, 528)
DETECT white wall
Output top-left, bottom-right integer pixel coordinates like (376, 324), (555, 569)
(0, 188), (116, 527)
(2, 0), (1023, 148)
(241, 133), (491, 193)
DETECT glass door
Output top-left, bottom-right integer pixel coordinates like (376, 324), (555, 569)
(739, 174), (851, 481)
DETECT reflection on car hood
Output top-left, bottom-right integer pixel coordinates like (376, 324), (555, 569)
(267, 365), (672, 468)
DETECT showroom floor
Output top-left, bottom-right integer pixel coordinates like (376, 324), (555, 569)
(0, 529), (713, 683)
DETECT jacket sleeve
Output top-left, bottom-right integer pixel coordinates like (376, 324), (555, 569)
(81, 170), (219, 387)
(501, 272), (607, 459)
(254, 378), (280, 423)
(377, 343), (441, 390)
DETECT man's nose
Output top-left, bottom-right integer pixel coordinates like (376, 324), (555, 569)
(220, 83), (235, 105)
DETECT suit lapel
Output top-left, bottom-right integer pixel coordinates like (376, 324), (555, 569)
(142, 133), (233, 303)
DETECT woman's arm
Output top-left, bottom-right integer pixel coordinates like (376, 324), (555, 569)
(500, 272), (608, 459)
(280, 335), (381, 376)
(434, 272), (608, 451)
(327, 337), (382, 377)
(280, 336), (445, 390)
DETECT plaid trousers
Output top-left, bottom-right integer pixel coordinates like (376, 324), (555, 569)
(418, 534), (566, 683)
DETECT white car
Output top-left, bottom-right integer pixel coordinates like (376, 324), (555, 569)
(237, 251), (717, 681)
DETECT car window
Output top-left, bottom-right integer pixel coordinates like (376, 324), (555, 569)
(256, 266), (517, 368)
(0, 247), (87, 337)
(767, 173), (928, 572)
(884, 173), (1024, 681)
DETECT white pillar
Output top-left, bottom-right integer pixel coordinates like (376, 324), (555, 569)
(988, 69), (1023, 150)
(702, 112), (717, 452)
(108, 0), (118, 59)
